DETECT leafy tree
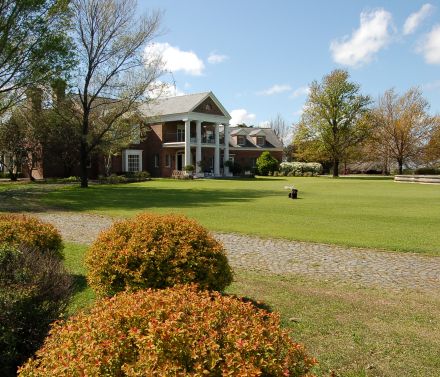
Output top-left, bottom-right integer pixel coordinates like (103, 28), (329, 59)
(70, 0), (164, 188)
(0, 89), (45, 181)
(367, 88), (435, 174)
(0, 115), (28, 180)
(256, 151), (279, 176)
(292, 121), (330, 163)
(423, 120), (440, 166)
(300, 70), (371, 177)
(0, 0), (73, 115)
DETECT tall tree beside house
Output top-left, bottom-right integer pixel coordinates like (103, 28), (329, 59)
(70, 0), (164, 188)
(0, 89), (45, 181)
(98, 115), (149, 177)
(299, 70), (372, 177)
(367, 88), (435, 174)
(42, 80), (82, 177)
(0, 0), (73, 115)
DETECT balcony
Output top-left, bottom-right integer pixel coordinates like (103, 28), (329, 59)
(164, 132), (224, 145)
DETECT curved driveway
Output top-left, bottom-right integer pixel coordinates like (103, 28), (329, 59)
(36, 212), (440, 292)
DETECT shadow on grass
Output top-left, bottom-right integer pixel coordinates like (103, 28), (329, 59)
(0, 184), (66, 213)
(71, 274), (88, 295)
(41, 185), (281, 213)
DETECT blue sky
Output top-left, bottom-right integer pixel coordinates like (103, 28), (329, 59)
(140, 1), (440, 130)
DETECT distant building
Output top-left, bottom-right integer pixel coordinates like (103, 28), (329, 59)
(22, 92), (284, 178)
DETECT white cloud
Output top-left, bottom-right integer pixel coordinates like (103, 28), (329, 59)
(144, 42), (205, 75)
(146, 81), (185, 99)
(330, 9), (393, 67)
(207, 52), (228, 64)
(230, 109), (256, 126)
(403, 4), (434, 35)
(418, 24), (440, 64)
(256, 84), (292, 96)
(290, 86), (310, 98)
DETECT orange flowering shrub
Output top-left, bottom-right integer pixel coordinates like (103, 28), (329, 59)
(19, 285), (317, 376)
(0, 214), (63, 258)
(85, 213), (233, 295)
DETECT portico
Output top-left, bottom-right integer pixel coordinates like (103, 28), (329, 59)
(143, 92), (232, 177)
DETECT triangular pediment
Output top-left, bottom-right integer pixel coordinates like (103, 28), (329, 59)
(193, 97), (224, 116)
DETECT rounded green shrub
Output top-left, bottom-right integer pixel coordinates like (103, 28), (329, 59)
(0, 245), (72, 377)
(19, 285), (317, 376)
(85, 213), (233, 296)
(0, 214), (63, 258)
(256, 151), (279, 176)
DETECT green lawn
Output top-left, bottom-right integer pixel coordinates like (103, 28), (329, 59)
(40, 176), (440, 255)
(64, 243), (440, 377)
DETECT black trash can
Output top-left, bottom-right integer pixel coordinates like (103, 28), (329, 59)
(288, 188), (298, 199)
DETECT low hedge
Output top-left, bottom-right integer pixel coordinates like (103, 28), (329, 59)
(414, 167), (440, 175)
(98, 171), (151, 184)
(1, 245), (71, 377)
(19, 285), (317, 376)
(279, 162), (323, 177)
(86, 213), (233, 296)
(0, 214), (63, 258)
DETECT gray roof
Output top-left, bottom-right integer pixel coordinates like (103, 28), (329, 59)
(140, 92), (230, 119)
(229, 127), (283, 149)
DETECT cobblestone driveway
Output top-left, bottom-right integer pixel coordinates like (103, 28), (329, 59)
(36, 212), (440, 292)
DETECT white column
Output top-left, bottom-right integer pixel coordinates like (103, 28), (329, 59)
(214, 123), (220, 176)
(223, 123), (230, 176)
(184, 119), (191, 168)
(196, 120), (202, 175)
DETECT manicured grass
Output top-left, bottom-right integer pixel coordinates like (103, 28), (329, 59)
(63, 243), (95, 314)
(41, 177), (440, 254)
(228, 270), (440, 377)
(63, 243), (440, 377)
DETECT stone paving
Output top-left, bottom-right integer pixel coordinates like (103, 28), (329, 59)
(35, 212), (440, 293)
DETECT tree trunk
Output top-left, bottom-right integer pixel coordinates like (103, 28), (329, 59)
(9, 171), (17, 181)
(332, 158), (339, 177)
(80, 139), (88, 188)
(397, 159), (403, 175)
(104, 154), (112, 177)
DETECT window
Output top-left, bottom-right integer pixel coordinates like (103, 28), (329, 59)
(123, 150), (143, 172)
(127, 154), (140, 172)
(251, 157), (257, 168)
(154, 154), (159, 168)
(165, 154), (171, 167)
(237, 135), (246, 146)
(177, 125), (185, 142)
(256, 136), (265, 146)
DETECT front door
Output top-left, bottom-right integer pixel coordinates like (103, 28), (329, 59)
(176, 152), (183, 171)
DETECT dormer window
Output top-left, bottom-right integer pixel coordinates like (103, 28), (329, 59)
(237, 135), (246, 146)
(256, 136), (265, 146)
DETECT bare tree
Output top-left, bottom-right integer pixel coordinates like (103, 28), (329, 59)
(369, 88), (435, 174)
(270, 113), (290, 145)
(71, 0), (164, 188)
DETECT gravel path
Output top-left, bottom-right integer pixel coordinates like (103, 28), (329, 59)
(35, 212), (440, 292)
